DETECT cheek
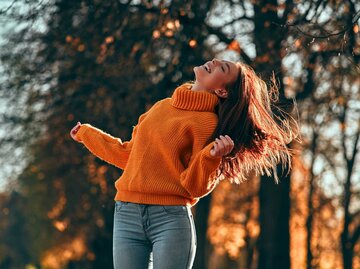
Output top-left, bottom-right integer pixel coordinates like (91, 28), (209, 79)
(194, 68), (226, 87)
(208, 71), (226, 85)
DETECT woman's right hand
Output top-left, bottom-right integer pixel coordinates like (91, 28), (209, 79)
(210, 135), (234, 157)
(70, 121), (82, 142)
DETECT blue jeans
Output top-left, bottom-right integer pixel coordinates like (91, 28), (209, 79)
(113, 201), (197, 269)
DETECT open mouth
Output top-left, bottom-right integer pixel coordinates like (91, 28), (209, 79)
(202, 64), (211, 73)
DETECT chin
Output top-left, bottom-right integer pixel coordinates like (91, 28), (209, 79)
(193, 66), (206, 79)
(193, 66), (200, 72)
(193, 66), (199, 79)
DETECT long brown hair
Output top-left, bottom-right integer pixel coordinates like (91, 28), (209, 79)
(207, 62), (301, 184)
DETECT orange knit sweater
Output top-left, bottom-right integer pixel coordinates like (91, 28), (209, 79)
(75, 83), (222, 206)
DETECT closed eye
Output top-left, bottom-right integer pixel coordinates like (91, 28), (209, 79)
(221, 66), (225, 72)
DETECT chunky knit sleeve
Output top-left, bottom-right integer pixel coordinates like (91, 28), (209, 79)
(75, 111), (148, 169)
(179, 142), (222, 198)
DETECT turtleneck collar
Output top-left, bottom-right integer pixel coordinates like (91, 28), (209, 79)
(170, 83), (219, 112)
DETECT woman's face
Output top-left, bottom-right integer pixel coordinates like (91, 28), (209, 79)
(193, 58), (239, 93)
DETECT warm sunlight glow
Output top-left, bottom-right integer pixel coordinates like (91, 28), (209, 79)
(189, 39), (197, 48)
(105, 36), (114, 44)
(228, 40), (241, 53)
(65, 35), (72, 43)
(47, 191), (67, 219)
(353, 24), (359, 34)
(164, 30), (174, 37)
(174, 19), (180, 28)
(208, 175), (259, 261)
(41, 236), (88, 269)
(160, 8), (168, 14)
(53, 220), (69, 232)
(152, 30), (160, 39)
(77, 44), (85, 52)
(166, 21), (175, 30)
(284, 76), (294, 86)
(291, 152), (344, 269)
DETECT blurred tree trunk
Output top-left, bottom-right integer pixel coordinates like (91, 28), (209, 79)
(252, 1), (291, 268)
(0, 0), (216, 267)
(2, 0), (359, 268)
(304, 54), (318, 269)
(335, 3), (359, 268)
(339, 107), (360, 269)
(244, 200), (257, 269)
(258, 167), (291, 269)
(193, 195), (212, 269)
(306, 131), (318, 269)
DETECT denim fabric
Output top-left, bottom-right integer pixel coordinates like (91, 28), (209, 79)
(113, 201), (197, 269)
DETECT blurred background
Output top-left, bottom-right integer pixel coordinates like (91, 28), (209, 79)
(0, 0), (359, 269)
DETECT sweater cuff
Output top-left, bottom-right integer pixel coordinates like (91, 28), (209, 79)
(74, 124), (91, 143)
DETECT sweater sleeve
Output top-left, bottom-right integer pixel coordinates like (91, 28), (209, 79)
(74, 112), (148, 169)
(179, 142), (222, 198)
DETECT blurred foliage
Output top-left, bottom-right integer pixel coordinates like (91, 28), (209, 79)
(0, 0), (217, 268)
(0, 0), (359, 269)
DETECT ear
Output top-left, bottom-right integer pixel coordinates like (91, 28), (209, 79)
(214, 88), (228, 98)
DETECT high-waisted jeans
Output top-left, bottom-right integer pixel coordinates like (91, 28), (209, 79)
(113, 201), (197, 269)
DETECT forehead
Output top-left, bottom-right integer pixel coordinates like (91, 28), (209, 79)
(222, 60), (238, 82)
(222, 60), (237, 71)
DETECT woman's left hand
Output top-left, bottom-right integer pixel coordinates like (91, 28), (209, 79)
(210, 135), (234, 157)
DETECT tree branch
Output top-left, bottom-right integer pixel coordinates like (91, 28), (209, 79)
(310, 0), (327, 22)
(277, 8), (360, 39)
(295, 53), (316, 100)
(351, 225), (360, 247)
(350, 127), (360, 165)
(0, 0), (17, 15)
(339, 99), (349, 164)
(319, 148), (343, 183)
(204, 24), (252, 65)
(221, 15), (253, 27)
(282, 0), (295, 25)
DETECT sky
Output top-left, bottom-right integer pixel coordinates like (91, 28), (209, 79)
(0, 2), (13, 190)
(0, 1), (32, 190)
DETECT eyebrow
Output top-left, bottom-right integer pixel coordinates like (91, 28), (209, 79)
(222, 61), (230, 74)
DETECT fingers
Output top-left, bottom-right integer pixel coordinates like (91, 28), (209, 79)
(210, 142), (219, 157)
(70, 122), (82, 142)
(215, 137), (226, 156)
(74, 121), (81, 130)
(211, 135), (234, 157)
(71, 126), (79, 135)
(220, 135), (234, 155)
(75, 122), (81, 131)
(223, 135), (234, 152)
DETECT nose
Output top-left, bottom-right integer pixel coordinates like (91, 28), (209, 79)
(211, 58), (220, 66)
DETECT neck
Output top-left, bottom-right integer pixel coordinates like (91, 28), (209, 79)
(191, 81), (213, 93)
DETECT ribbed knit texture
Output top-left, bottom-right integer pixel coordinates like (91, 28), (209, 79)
(75, 83), (222, 206)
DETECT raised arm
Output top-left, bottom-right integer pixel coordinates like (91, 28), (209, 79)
(71, 111), (149, 169)
(180, 135), (234, 198)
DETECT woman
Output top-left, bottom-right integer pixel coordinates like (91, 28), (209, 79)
(70, 58), (299, 269)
